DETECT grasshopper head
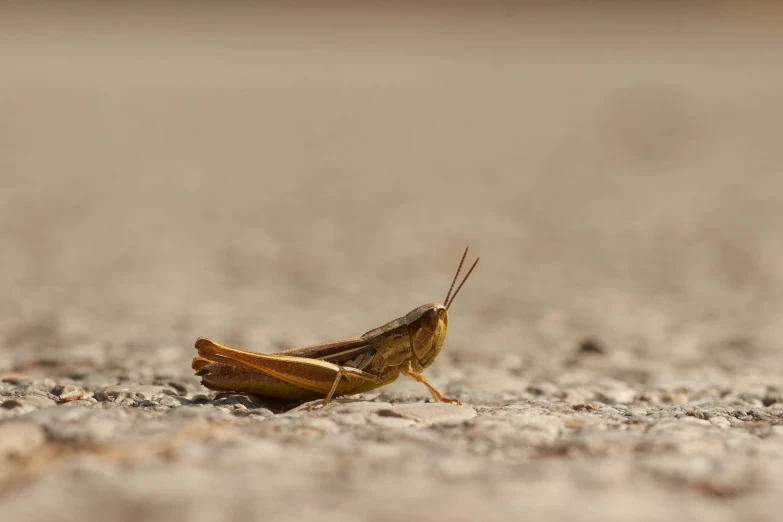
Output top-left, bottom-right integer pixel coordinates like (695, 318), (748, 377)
(405, 247), (479, 372)
(406, 303), (449, 371)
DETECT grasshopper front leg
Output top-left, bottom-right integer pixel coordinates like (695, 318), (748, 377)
(400, 361), (462, 405)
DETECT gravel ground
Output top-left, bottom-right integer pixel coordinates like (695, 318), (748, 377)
(2, 3), (783, 521)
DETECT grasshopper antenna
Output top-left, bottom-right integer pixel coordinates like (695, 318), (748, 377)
(446, 255), (479, 310)
(444, 246), (469, 307)
(444, 246), (479, 310)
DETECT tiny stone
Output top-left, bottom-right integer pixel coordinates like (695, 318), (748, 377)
(94, 385), (175, 402)
(664, 391), (689, 404)
(572, 404), (600, 412)
(58, 390), (85, 402)
(578, 337), (606, 355)
(710, 416), (732, 429)
(597, 388), (637, 405)
(158, 395), (184, 408)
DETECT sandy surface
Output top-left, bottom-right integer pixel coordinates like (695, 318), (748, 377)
(2, 3), (783, 521)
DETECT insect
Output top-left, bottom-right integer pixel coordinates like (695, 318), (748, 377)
(192, 247), (479, 410)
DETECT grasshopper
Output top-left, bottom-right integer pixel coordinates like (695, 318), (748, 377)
(192, 247), (479, 410)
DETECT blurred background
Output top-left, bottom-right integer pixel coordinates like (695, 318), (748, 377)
(2, 1), (782, 375)
(2, 1), (783, 518)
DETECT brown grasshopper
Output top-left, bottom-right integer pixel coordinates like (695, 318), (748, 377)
(192, 247), (479, 410)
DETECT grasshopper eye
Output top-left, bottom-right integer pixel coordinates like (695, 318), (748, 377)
(420, 308), (439, 333)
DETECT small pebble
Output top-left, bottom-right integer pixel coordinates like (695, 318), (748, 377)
(94, 385), (176, 402)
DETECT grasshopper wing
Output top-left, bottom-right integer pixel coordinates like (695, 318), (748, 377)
(274, 336), (377, 370)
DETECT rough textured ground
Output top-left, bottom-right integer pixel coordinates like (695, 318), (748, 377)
(2, 3), (783, 521)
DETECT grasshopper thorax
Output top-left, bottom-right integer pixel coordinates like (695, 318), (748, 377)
(405, 303), (449, 371)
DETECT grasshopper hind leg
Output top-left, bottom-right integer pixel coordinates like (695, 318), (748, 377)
(191, 357), (325, 401)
